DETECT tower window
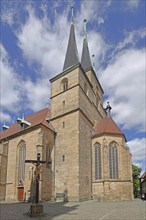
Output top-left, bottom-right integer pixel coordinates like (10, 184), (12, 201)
(62, 78), (68, 92)
(95, 143), (102, 180)
(62, 155), (65, 162)
(109, 142), (118, 179)
(62, 100), (65, 106)
(63, 122), (65, 128)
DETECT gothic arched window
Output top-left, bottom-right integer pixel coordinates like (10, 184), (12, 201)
(62, 78), (68, 92)
(95, 143), (102, 180)
(18, 141), (26, 185)
(109, 142), (118, 179)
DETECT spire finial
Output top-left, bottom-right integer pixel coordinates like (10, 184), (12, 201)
(83, 19), (87, 37)
(106, 102), (112, 118)
(71, 2), (74, 24)
(92, 54), (95, 69)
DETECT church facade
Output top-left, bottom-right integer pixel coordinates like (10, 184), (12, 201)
(0, 11), (133, 202)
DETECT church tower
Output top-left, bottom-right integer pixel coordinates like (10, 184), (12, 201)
(0, 5), (134, 203)
(50, 7), (106, 201)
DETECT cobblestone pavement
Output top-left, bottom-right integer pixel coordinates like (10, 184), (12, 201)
(0, 199), (145, 220)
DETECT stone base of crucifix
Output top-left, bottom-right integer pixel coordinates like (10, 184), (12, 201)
(25, 153), (47, 217)
(30, 204), (44, 217)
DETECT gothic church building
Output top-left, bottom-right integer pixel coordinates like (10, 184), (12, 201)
(0, 11), (133, 202)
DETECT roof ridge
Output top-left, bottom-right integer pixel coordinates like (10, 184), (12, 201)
(42, 108), (50, 123)
(110, 117), (123, 134)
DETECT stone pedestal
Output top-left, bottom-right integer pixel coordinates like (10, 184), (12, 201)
(30, 204), (44, 217)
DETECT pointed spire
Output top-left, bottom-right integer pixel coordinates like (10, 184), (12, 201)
(105, 102), (112, 118)
(63, 5), (79, 71)
(81, 19), (92, 71)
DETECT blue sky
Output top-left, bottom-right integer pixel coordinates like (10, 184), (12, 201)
(0, 0), (146, 172)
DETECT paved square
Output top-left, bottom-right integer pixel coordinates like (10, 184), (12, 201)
(0, 199), (145, 220)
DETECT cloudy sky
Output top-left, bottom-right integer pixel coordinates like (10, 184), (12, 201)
(0, 0), (145, 172)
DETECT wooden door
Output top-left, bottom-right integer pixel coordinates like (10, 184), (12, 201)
(18, 187), (24, 201)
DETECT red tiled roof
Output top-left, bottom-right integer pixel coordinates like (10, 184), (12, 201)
(0, 108), (54, 140)
(93, 117), (126, 140)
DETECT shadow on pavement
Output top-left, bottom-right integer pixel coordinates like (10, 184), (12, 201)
(0, 201), (79, 220)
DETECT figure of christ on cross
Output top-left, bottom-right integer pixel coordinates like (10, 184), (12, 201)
(25, 153), (51, 203)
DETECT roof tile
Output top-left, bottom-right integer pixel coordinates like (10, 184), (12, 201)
(0, 108), (53, 140)
(93, 117), (125, 138)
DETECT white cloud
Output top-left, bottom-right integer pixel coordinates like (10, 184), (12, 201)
(0, 44), (22, 113)
(1, 6), (15, 26)
(112, 28), (146, 57)
(75, 0), (111, 34)
(0, 43), (51, 119)
(16, 3), (108, 76)
(23, 77), (50, 112)
(100, 48), (145, 132)
(126, 0), (140, 10)
(127, 138), (146, 163)
(0, 112), (11, 123)
(17, 6), (68, 77)
(97, 17), (104, 26)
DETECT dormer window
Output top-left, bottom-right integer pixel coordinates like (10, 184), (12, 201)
(62, 78), (68, 92)
(21, 119), (31, 129)
(2, 124), (9, 131)
(17, 117), (31, 129)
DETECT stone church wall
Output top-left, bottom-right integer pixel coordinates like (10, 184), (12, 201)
(92, 135), (133, 201)
(51, 111), (80, 201)
(2, 126), (54, 202)
(0, 142), (8, 200)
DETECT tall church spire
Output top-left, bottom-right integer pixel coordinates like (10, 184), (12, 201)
(63, 5), (79, 71)
(81, 19), (92, 71)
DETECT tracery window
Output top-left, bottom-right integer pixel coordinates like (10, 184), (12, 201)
(95, 143), (102, 180)
(18, 141), (26, 185)
(109, 142), (118, 179)
(62, 78), (68, 92)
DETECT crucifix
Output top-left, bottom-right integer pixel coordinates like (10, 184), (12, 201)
(25, 153), (51, 204)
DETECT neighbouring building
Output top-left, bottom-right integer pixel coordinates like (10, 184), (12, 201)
(140, 171), (146, 198)
(0, 8), (133, 202)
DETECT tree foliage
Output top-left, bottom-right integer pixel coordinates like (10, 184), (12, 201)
(132, 164), (142, 198)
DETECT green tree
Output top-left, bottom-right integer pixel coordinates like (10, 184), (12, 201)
(132, 164), (142, 198)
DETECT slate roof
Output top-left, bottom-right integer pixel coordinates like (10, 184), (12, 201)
(93, 117), (126, 141)
(81, 35), (92, 70)
(63, 22), (79, 71)
(0, 108), (54, 141)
